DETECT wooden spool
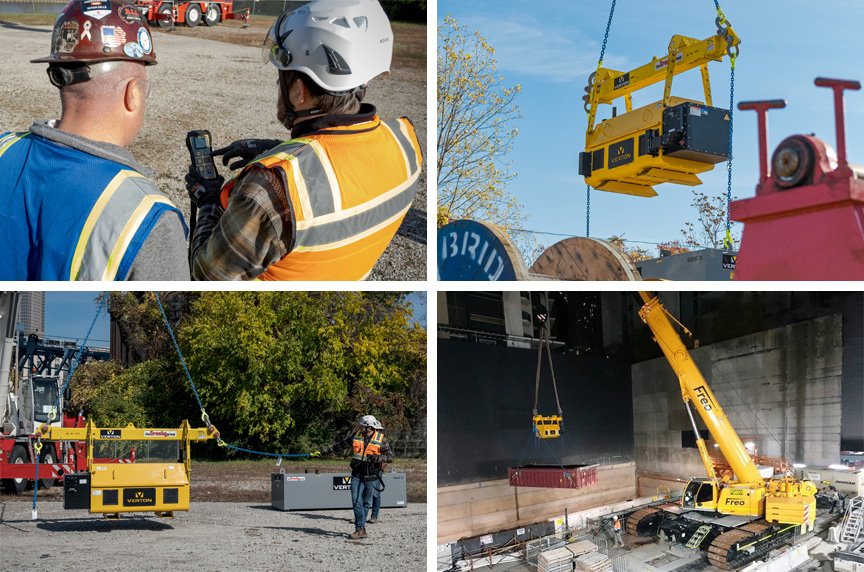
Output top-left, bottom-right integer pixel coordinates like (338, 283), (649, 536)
(529, 237), (642, 281)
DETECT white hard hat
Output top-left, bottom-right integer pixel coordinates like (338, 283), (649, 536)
(372, 418), (383, 430)
(613, 515), (618, 521)
(358, 414), (379, 428)
(262, 0), (393, 95)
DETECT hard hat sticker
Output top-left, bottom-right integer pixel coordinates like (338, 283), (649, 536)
(123, 42), (144, 58)
(82, 0), (112, 20)
(101, 25), (126, 48)
(81, 20), (93, 42)
(55, 20), (79, 53)
(137, 28), (152, 54)
(118, 5), (142, 24)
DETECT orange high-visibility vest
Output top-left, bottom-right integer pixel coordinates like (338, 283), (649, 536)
(220, 115), (422, 280)
(352, 430), (384, 462)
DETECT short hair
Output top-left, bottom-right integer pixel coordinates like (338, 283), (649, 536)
(60, 61), (144, 102)
(281, 70), (366, 115)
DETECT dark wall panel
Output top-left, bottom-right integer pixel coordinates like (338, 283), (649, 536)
(438, 340), (633, 486)
(841, 294), (864, 451)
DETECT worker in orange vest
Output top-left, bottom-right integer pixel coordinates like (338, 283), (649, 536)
(185, 0), (422, 281)
(313, 415), (394, 539)
(612, 515), (625, 547)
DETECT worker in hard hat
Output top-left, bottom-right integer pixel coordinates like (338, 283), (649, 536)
(0, 0), (189, 281)
(184, 0), (422, 281)
(612, 515), (625, 546)
(366, 417), (386, 524)
(313, 414), (394, 539)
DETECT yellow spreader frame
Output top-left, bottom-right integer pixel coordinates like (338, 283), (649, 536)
(583, 28), (740, 197)
(41, 419), (218, 519)
(532, 414), (562, 439)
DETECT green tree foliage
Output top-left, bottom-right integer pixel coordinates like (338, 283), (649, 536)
(437, 16), (528, 237)
(68, 361), (151, 428)
(84, 292), (425, 459)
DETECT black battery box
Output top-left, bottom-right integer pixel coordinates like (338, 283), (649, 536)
(64, 472), (90, 510)
(657, 101), (730, 164)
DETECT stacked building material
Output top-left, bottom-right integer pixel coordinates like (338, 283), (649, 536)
(565, 540), (598, 558)
(537, 547), (573, 572)
(574, 551), (612, 572)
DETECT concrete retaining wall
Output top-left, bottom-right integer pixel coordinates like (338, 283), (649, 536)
(632, 314), (843, 478)
(437, 462), (636, 543)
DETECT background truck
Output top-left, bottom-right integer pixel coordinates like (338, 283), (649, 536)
(135, 0), (235, 28)
(0, 292), (118, 495)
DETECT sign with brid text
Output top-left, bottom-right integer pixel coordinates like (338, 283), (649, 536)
(437, 220), (529, 281)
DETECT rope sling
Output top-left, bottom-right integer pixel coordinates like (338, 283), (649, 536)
(532, 307), (563, 439)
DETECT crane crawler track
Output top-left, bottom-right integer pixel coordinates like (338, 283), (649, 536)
(707, 520), (795, 569)
(626, 505), (676, 537)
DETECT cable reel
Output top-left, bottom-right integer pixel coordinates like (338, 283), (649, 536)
(532, 306), (563, 439)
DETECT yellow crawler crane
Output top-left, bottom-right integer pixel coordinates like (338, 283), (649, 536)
(39, 419), (218, 519)
(579, 18), (740, 197)
(626, 292), (816, 569)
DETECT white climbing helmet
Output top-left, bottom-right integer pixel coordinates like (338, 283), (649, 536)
(358, 414), (379, 428)
(372, 418), (383, 430)
(262, 0), (393, 94)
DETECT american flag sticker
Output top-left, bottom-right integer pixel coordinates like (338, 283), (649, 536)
(101, 25), (126, 48)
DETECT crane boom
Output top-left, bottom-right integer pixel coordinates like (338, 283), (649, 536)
(638, 292), (763, 485)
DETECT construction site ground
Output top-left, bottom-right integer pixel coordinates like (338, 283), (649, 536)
(1, 459), (427, 571)
(441, 510), (846, 572)
(0, 15), (427, 281)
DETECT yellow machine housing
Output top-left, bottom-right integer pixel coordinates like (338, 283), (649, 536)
(580, 30), (740, 197)
(638, 292), (816, 529)
(533, 414), (562, 439)
(44, 419), (218, 519)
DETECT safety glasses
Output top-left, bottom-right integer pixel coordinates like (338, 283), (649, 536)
(262, 12), (293, 69)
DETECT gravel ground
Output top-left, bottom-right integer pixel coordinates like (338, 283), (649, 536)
(0, 500), (427, 571)
(0, 22), (427, 281)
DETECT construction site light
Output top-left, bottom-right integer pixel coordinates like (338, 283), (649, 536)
(792, 463), (807, 468)
(828, 464), (852, 471)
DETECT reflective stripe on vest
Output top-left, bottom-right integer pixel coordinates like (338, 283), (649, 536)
(70, 170), (175, 281)
(219, 115), (422, 280)
(0, 132), (28, 159)
(352, 430), (384, 461)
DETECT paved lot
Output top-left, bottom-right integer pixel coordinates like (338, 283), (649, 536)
(1, 500), (427, 571)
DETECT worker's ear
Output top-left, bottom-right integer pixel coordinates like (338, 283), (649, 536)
(123, 78), (145, 114)
(293, 77), (316, 106)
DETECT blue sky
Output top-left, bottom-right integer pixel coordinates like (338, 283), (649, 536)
(45, 292), (110, 345)
(438, 0), (864, 255)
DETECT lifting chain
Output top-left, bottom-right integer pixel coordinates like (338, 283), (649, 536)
(714, 2), (738, 249)
(585, 0), (617, 236)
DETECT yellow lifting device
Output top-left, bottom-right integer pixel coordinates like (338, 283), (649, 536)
(579, 15), (741, 197)
(532, 308), (563, 438)
(39, 419), (219, 519)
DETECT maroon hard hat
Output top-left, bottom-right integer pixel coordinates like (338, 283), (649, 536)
(31, 0), (157, 66)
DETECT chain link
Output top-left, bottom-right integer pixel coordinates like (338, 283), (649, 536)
(586, 0), (617, 238)
(724, 64), (735, 249)
(597, 0), (616, 69)
(586, 187), (591, 237)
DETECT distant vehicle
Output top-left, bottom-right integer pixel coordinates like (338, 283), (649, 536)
(135, 0), (235, 27)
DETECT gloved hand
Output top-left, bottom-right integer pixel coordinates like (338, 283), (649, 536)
(309, 451), (321, 457)
(185, 165), (224, 208)
(367, 454), (380, 463)
(212, 139), (281, 170)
